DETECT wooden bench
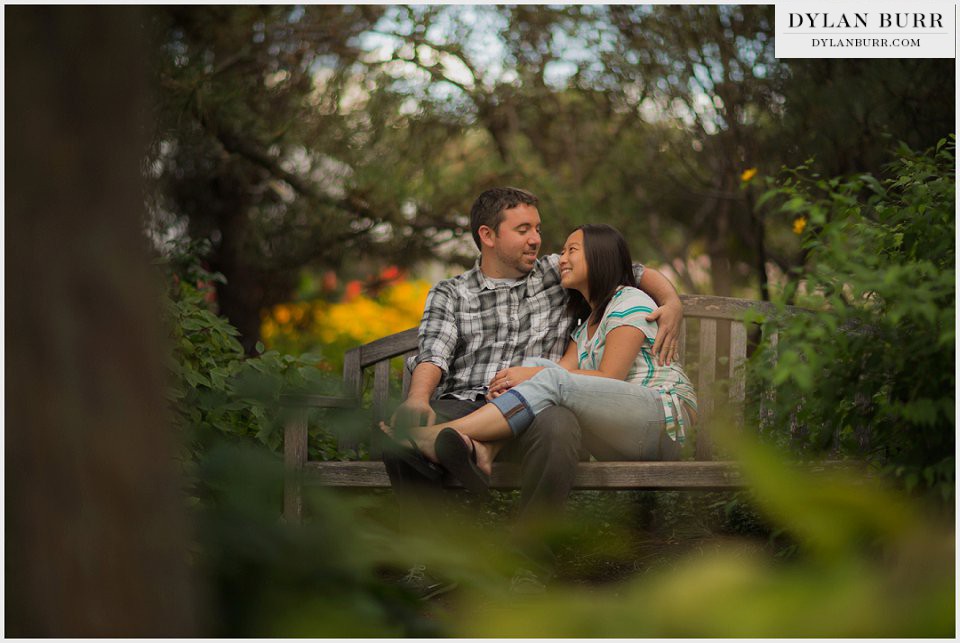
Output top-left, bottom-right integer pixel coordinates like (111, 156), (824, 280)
(282, 294), (782, 521)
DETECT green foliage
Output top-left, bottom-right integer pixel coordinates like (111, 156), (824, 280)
(748, 138), (955, 499)
(160, 240), (348, 465)
(191, 443), (448, 636)
(454, 430), (953, 637)
(187, 426), (953, 637)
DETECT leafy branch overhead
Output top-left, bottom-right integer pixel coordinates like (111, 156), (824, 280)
(147, 5), (954, 352)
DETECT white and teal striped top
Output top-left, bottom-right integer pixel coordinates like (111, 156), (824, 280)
(572, 286), (698, 443)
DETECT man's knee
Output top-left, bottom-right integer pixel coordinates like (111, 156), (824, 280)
(431, 398), (482, 422)
(525, 405), (581, 449)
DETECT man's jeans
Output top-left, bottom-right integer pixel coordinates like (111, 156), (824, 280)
(490, 358), (685, 461)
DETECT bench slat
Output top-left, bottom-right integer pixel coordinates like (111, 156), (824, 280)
(681, 295), (777, 320)
(729, 321), (748, 426)
(677, 318), (687, 365)
(371, 361), (391, 458)
(343, 347), (362, 399)
(401, 350), (415, 398)
(373, 360), (391, 424)
(359, 328), (419, 368)
(279, 394), (357, 408)
(760, 328), (779, 431)
(305, 460), (744, 489)
(696, 318), (717, 460)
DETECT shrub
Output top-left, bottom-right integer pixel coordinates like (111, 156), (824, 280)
(747, 137), (954, 499)
(160, 241), (349, 467)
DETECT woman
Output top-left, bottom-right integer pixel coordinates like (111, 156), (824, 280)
(382, 223), (697, 493)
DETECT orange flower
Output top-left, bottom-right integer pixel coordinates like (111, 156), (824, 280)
(274, 305), (291, 325)
(740, 168), (758, 183)
(793, 217), (807, 235)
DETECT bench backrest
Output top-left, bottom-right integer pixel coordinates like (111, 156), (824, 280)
(336, 294), (778, 461)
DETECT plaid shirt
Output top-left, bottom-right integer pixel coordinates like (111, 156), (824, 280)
(411, 254), (646, 401)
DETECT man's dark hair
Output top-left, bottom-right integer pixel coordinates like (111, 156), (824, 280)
(565, 223), (639, 327)
(469, 187), (539, 250)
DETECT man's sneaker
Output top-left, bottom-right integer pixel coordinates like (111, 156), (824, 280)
(399, 564), (459, 600)
(509, 567), (548, 595)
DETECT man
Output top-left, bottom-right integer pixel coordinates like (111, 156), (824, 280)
(385, 187), (683, 593)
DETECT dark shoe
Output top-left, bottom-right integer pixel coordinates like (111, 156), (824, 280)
(376, 429), (444, 483)
(434, 427), (490, 497)
(399, 564), (458, 600)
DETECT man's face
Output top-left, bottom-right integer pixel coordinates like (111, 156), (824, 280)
(487, 204), (542, 278)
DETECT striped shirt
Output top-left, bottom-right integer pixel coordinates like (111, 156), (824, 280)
(411, 255), (645, 401)
(572, 286), (697, 443)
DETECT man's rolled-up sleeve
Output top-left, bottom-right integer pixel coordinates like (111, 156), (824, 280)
(411, 281), (459, 374)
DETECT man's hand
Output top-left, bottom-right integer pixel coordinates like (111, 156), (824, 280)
(646, 300), (683, 366)
(392, 362), (443, 430)
(390, 398), (436, 432)
(486, 366), (544, 400)
(637, 266), (683, 367)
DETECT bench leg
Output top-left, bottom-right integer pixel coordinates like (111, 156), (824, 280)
(283, 408), (308, 524)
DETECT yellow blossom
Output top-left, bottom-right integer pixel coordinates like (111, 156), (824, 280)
(261, 319), (277, 339)
(793, 217), (807, 235)
(740, 168), (758, 183)
(261, 277), (433, 356)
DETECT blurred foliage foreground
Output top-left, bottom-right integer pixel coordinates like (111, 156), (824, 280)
(192, 427), (953, 637)
(162, 141), (955, 636)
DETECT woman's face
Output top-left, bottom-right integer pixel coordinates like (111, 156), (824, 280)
(559, 229), (589, 296)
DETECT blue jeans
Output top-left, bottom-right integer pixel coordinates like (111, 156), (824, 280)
(489, 358), (686, 461)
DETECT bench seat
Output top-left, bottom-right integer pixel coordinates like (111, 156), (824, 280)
(305, 460), (744, 489)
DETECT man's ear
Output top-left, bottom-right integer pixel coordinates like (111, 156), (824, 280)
(477, 225), (497, 249)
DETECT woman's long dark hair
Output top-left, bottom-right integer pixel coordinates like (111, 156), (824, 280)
(564, 224), (638, 327)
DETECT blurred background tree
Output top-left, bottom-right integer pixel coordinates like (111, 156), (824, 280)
(7, 6), (200, 635)
(147, 5), (953, 353)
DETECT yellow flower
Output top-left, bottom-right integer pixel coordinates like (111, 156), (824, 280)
(740, 168), (758, 183)
(262, 276), (434, 352)
(793, 217), (807, 235)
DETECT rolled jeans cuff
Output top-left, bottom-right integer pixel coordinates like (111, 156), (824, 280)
(489, 389), (536, 435)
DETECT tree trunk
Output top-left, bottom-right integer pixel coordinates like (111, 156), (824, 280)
(707, 194), (733, 297)
(6, 7), (202, 636)
(211, 206), (267, 355)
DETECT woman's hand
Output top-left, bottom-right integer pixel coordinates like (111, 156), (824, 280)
(486, 366), (544, 400)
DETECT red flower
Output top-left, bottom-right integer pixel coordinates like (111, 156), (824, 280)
(380, 265), (401, 282)
(344, 280), (362, 301)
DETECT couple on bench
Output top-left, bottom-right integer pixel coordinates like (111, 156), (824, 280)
(380, 186), (697, 517)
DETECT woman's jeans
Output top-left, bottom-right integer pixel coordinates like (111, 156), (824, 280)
(489, 358), (687, 461)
